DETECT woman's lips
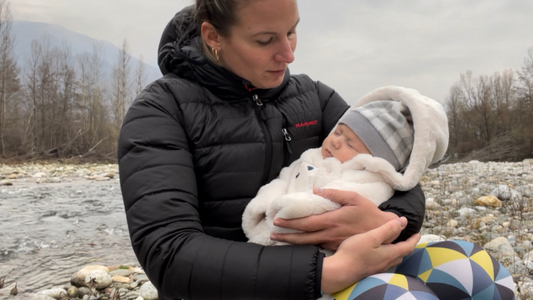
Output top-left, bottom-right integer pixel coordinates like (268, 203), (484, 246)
(268, 69), (285, 76)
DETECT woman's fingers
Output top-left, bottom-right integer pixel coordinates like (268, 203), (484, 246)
(321, 218), (418, 293)
(271, 189), (399, 249)
(367, 217), (408, 247)
(273, 212), (331, 233)
(313, 187), (363, 205)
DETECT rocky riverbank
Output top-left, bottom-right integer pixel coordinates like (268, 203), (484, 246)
(1, 159), (533, 299)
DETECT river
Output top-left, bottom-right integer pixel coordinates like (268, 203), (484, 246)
(0, 177), (137, 299)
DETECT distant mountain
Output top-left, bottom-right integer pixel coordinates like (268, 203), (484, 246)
(11, 21), (161, 84)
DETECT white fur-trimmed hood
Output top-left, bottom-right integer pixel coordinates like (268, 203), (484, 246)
(340, 86), (449, 190)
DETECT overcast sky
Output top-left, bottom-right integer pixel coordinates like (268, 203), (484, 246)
(10, 0), (533, 105)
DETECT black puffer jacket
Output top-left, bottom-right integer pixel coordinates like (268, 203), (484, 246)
(118, 6), (425, 300)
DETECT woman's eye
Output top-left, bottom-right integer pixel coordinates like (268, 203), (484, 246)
(257, 38), (273, 46)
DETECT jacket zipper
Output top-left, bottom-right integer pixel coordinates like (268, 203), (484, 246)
(282, 127), (292, 166)
(253, 94), (272, 186)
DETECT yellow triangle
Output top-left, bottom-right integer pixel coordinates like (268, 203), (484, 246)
(427, 248), (467, 267)
(418, 269), (432, 282)
(389, 274), (409, 289)
(416, 242), (429, 249)
(470, 251), (495, 281)
(332, 283), (357, 300)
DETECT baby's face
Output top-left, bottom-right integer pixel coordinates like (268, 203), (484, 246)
(321, 124), (371, 163)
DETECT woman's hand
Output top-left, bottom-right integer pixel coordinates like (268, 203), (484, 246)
(321, 217), (420, 294)
(270, 188), (399, 250)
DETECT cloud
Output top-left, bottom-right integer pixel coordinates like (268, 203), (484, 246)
(291, 0), (533, 103)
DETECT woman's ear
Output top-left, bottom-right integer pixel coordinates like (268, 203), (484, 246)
(201, 22), (222, 50)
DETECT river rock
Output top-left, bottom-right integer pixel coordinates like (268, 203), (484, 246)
(418, 234), (446, 244)
(474, 195), (502, 207)
(447, 219), (458, 227)
(110, 268), (132, 277)
(484, 237), (516, 259)
(78, 287), (92, 298)
(490, 185), (512, 199)
(523, 251), (533, 272)
(67, 286), (79, 298)
(139, 281), (158, 300)
(516, 185), (532, 197)
(35, 288), (67, 299)
(31, 295), (55, 300)
(85, 270), (112, 289)
(112, 275), (131, 284)
(71, 265), (110, 287)
(425, 198), (441, 210)
(457, 207), (476, 217)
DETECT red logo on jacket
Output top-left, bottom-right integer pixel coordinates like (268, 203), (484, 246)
(295, 120), (318, 128)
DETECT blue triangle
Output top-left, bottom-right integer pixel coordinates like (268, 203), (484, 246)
(473, 284), (497, 300)
(307, 166), (314, 171)
(418, 249), (434, 275)
(351, 284), (387, 300)
(396, 248), (426, 277)
(427, 269), (468, 294)
(348, 277), (387, 299)
(495, 262), (511, 282)
(454, 240), (476, 256)
(383, 284), (408, 299)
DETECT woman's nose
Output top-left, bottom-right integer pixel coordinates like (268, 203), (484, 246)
(274, 37), (295, 64)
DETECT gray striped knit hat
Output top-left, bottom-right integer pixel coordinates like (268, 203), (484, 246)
(339, 100), (414, 171)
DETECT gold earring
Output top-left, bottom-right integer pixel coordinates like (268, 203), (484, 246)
(213, 48), (219, 62)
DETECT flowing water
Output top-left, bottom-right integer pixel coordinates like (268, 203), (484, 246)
(0, 178), (137, 299)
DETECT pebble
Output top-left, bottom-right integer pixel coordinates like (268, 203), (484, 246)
(30, 264), (152, 300)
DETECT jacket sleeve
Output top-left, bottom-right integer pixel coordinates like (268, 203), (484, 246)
(118, 79), (322, 300)
(315, 81), (426, 242)
(379, 184), (426, 242)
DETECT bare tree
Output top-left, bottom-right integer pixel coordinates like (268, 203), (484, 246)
(135, 54), (146, 97)
(0, 0), (20, 157)
(444, 84), (464, 154)
(111, 39), (131, 133)
(77, 42), (110, 156)
(22, 39), (44, 153)
(516, 48), (533, 155)
(53, 41), (77, 156)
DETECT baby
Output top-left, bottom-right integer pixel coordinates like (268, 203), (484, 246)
(242, 86), (449, 247)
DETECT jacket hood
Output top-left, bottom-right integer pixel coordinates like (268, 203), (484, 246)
(339, 86), (449, 190)
(157, 5), (290, 101)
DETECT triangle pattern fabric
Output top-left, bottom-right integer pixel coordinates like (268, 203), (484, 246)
(426, 268), (469, 295)
(426, 240), (468, 255)
(471, 260), (497, 295)
(470, 250), (495, 281)
(433, 258), (473, 294)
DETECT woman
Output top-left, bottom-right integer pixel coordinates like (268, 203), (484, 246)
(118, 0), (424, 299)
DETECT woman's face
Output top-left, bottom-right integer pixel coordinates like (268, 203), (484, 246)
(218, 0), (299, 89)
